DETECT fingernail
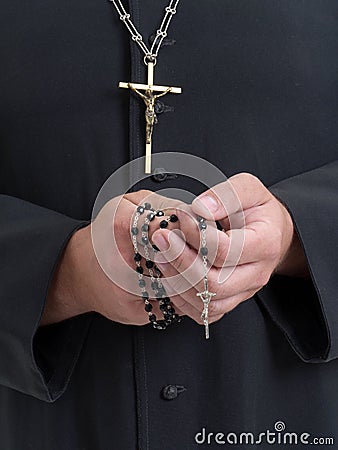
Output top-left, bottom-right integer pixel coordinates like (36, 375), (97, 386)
(152, 232), (169, 251)
(198, 195), (218, 213)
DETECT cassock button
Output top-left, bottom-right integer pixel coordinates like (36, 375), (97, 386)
(161, 384), (187, 400)
(152, 168), (179, 183)
(152, 168), (168, 182)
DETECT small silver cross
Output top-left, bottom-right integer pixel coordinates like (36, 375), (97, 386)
(197, 278), (216, 339)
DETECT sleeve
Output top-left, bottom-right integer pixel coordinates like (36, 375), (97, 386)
(0, 194), (93, 402)
(255, 160), (338, 363)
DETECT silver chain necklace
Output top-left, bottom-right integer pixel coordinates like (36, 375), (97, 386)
(110, 0), (180, 66)
(109, 0), (182, 174)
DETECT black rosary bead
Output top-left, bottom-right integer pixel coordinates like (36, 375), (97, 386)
(145, 260), (154, 269)
(153, 320), (167, 330)
(163, 297), (170, 304)
(147, 212), (156, 221)
(200, 247), (208, 256)
(149, 314), (157, 322)
(131, 227), (139, 235)
(134, 252), (142, 262)
(141, 236), (149, 245)
(136, 266), (144, 274)
(169, 214), (178, 223)
(141, 223), (149, 232)
(160, 220), (168, 228)
(160, 303), (167, 311)
(144, 202), (152, 210)
(156, 210), (165, 217)
(154, 266), (162, 276)
(199, 222), (207, 230)
(144, 303), (153, 312)
(142, 291), (149, 300)
(137, 206), (145, 214)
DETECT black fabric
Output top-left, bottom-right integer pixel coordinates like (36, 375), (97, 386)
(257, 161), (338, 363)
(1, 0), (338, 448)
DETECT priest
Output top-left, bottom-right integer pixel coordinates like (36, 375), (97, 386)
(1, 0), (338, 448)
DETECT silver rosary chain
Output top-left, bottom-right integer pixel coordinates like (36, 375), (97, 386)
(109, 0), (180, 65)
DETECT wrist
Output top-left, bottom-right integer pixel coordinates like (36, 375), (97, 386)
(41, 225), (92, 326)
(274, 204), (310, 278)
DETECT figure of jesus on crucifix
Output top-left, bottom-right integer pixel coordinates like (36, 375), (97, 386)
(118, 62), (182, 173)
(128, 83), (172, 144)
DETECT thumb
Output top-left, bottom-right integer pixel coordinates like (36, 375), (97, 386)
(191, 172), (270, 221)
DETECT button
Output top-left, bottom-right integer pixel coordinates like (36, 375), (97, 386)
(152, 168), (179, 183)
(148, 34), (176, 47)
(152, 168), (168, 182)
(155, 100), (174, 115)
(161, 384), (187, 400)
(155, 100), (165, 114)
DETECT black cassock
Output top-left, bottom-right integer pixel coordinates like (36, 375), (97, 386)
(1, 1), (338, 449)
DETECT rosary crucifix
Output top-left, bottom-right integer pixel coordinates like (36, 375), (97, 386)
(119, 62), (182, 173)
(197, 278), (217, 340)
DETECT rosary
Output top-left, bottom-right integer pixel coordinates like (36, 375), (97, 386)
(131, 203), (216, 339)
(109, 0), (216, 338)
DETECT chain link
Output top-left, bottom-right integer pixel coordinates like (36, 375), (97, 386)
(109, 0), (180, 65)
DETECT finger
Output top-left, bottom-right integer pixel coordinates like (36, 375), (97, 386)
(213, 261), (271, 297)
(176, 206), (218, 254)
(191, 172), (271, 223)
(155, 259), (224, 323)
(171, 295), (225, 326)
(152, 229), (207, 290)
(124, 189), (184, 212)
(207, 289), (256, 316)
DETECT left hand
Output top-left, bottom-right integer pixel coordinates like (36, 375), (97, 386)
(152, 172), (309, 325)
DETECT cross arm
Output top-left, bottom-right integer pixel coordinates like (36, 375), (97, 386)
(118, 82), (182, 94)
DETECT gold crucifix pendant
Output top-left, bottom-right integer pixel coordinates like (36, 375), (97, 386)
(119, 62), (182, 174)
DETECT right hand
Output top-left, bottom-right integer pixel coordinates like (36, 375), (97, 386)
(41, 190), (183, 326)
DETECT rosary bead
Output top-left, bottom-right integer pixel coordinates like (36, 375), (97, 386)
(151, 281), (159, 291)
(199, 222), (207, 230)
(144, 202), (152, 210)
(200, 247), (208, 256)
(134, 252), (142, 262)
(138, 279), (146, 288)
(169, 214), (178, 223)
(137, 206), (145, 214)
(197, 216), (204, 222)
(142, 291), (149, 300)
(156, 210), (165, 217)
(157, 286), (166, 297)
(136, 266), (144, 274)
(149, 314), (157, 322)
(144, 303), (153, 312)
(154, 266), (162, 276)
(163, 297), (170, 304)
(131, 227), (139, 235)
(141, 236), (149, 245)
(159, 220), (168, 228)
(153, 320), (167, 330)
(147, 213), (156, 221)
(141, 223), (149, 232)
(145, 260), (154, 269)
(160, 303), (167, 311)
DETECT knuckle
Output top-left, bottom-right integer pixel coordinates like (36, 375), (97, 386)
(114, 216), (130, 236)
